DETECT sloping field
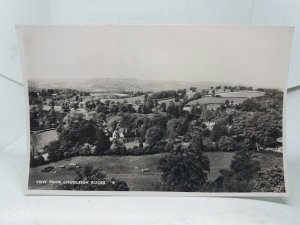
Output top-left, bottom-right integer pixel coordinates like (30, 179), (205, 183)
(158, 98), (181, 106)
(187, 96), (247, 105)
(29, 151), (282, 191)
(33, 130), (58, 148)
(104, 95), (144, 104)
(219, 91), (265, 98)
(29, 152), (235, 191)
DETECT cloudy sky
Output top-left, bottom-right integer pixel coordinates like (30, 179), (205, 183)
(18, 25), (293, 88)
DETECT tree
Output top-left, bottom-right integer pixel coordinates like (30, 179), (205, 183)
(166, 101), (176, 115)
(30, 135), (40, 158)
(56, 164), (129, 191)
(191, 130), (203, 151)
(167, 118), (189, 142)
(217, 136), (237, 152)
(60, 114), (98, 146)
(145, 126), (164, 146)
(158, 148), (210, 191)
(159, 102), (167, 112)
(144, 93), (148, 103)
(52, 113), (111, 158)
(211, 119), (228, 141)
(190, 87), (197, 92)
(46, 140), (63, 162)
(231, 111), (282, 149)
(144, 99), (154, 114)
(212, 89), (216, 97)
(94, 129), (112, 154)
(252, 167), (285, 192)
(212, 151), (260, 192)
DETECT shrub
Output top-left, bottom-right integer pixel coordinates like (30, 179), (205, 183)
(252, 167), (285, 192)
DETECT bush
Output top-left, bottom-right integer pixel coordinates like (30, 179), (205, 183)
(252, 167), (285, 192)
(30, 156), (45, 167)
(42, 166), (54, 172)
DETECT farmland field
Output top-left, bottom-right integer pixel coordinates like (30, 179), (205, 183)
(33, 130), (58, 148)
(102, 95), (144, 104)
(157, 98), (181, 106)
(219, 91), (265, 98)
(187, 96), (247, 105)
(187, 91), (265, 106)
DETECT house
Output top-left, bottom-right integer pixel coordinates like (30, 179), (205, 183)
(203, 122), (215, 131)
(181, 142), (191, 149)
(183, 106), (192, 113)
(110, 129), (125, 142)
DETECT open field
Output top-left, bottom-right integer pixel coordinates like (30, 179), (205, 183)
(102, 95), (144, 104)
(29, 153), (166, 191)
(187, 96), (247, 105)
(29, 148), (282, 191)
(33, 130), (58, 148)
(253, 152), (284, 169)
(187, 91), (265, 106)
(219, 91), (265, 98)
(157, 98), (181, 106)
(29, 152), (236, 191)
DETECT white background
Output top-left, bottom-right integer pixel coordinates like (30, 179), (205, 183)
(0, 1), (300, 224)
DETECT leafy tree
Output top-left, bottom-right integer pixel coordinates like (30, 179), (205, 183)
(166, 101), (176, 115)
(144, 99), (154, 114)
(190, 87), (197, 92)
(94, 129), (112, 154)
(252, 167), (285, 192)
(30, 111), (40, 130)
(190, 92), (202, 101)
(159, 102), (167, 112)
(231, 111), (282, 149)
(217, 136), (237, 152)
(167, 118), (189, 142)
(191, 130), (203, 151)
(212, 89), (216, 97)
(60, 114), (98, 146)
(200, 108), (215, 122)
(46, 140), (63, 162)
(145, 125), (164, 146)
(211, 119), (228, 141)
(212, 151), (260, 192)
(158, 148), (210, 191)
(30, 135), (40, 158)
(144, 93), (148, 103)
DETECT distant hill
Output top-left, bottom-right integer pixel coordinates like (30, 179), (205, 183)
(28, 78), (244, 92)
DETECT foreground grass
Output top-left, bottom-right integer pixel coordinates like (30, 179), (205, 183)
(29, 151), (282, 191)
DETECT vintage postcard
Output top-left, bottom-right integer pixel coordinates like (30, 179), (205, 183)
(17, 25), (293, 196)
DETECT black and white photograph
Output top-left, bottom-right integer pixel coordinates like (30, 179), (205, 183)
(18, 25), (293, 195)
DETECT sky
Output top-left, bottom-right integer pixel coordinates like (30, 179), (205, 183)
(17, 25), (294, 88)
